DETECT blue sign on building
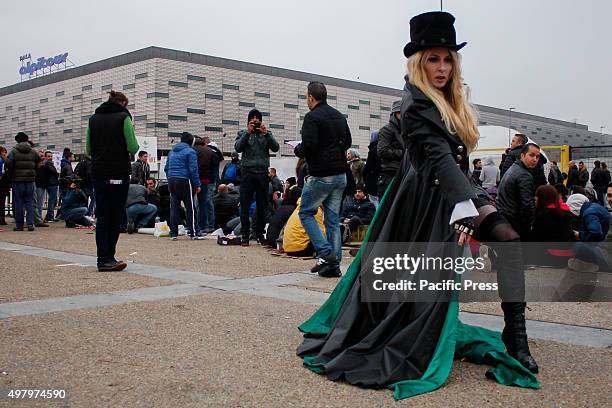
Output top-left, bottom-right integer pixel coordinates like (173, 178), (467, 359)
(19, 53), (69, 76)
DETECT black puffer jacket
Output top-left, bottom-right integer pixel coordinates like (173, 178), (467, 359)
(342, 196), (376, 224)
(294, 102), (352, 177)
(496, 160), (536, 238)
(377, 114), (404, 175)
(6, 142), (40, 182)
(500, 145), (521, 180)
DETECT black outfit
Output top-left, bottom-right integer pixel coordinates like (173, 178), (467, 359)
(214, 192), (238, 231)
(566, 165), (579, 189)
(591, 166), (608, 206)
(298, 79), (538, 386)
(547, 166), (562, 185)
(496, 160), (536, 239)
(377, 114), (404, 196)
(294, 101), (352, 177)
(362, 140), (380, 197)
(577, 168), (589, 187)
(341, 196), (376, 224)
(499, 145), (521, 180)
(265, 203), (297, 247)
(168, 178), (197, 237)
(472, 167), (482, 186)
(533, 154), (548, 189)
(88, 101), (133, 267)
(238, 172), (268, 239)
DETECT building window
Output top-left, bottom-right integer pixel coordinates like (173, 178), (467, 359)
(0, 116), (5, 121)
(168, 132), (183, 139)
(531, 131), (537, 135)
(40, 98), (48, 103)
(55, 91), (64, 97)
(11, 117), (18, 122)
(40, 132), (48, 137)
(269, 124), (284, 129)
(169, 80), (188, 88)
(55, 119), (64, 124)
(261, 111), (270, 117)
(18, 122), (25, 127)
(135, 73), (148, 79)
(298, 94), (307, 100)
(168, 115), (188, 121)
(147, 92), (169, 98)
(63, 107), (73, 113)
(222, 120), (239, 126)
(239, 101), (255, 108)
(123, 83), (135, 90)
(521, 125), (527, 129)
(359, 126), (370, 131)
(5, 107), (12, 112)
(222, 84), (239, 90)
(187, 108), (205, 114)
(64, 129), (73, 134)
(328, 95), (337, 100)
(81, 115), (90, 121)
(205, 93), (223, 100)
(32, 110), (40, 115)
(18, 106), (25, 111)
(370, 114), (380, 119)
(146, 122), (169, 128)
(536, 127), (542, 131)
(348, 105), (359, 110)
(82, 85), (92, 91)
(546, 131), (551, 135)
(284, 103), (298, 109)
(351, 144), (360, 149)
(72, 139), (82, 144)
(255, 92), (270, 98)
(40, 118), (48, 124)
(101, 84), (112, 91)
(187, 74), (205, 82)
(126, 104), (135, 110)
(134, 115), (147, 121)
(359, 100), (370, 105)
(204, 126), (223, 132)
(380, 106), (390, 111)
(91, 98), (102, 104)
(47, 144), (55, 149)
(73, 94), (82, 100)
(479, 121), (488, 125)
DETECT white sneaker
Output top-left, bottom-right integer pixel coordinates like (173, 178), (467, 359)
(170, 236), (178, 241)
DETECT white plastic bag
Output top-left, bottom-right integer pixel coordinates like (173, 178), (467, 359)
(153, 221), (170, 237)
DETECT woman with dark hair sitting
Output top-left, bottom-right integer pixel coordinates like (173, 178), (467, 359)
(527, 185), (575, 266)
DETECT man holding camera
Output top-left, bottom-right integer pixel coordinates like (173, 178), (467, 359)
(234, 109), (280, 245)
(61, 177), (94, 227)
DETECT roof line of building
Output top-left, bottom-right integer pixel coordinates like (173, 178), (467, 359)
(0, 46), (589, 130)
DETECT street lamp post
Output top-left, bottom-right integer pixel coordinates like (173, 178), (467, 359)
(508, 107), (516, 147)
(601, 126), (607, 145)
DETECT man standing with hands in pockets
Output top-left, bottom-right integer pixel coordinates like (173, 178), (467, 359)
(235, 109), (279, 246)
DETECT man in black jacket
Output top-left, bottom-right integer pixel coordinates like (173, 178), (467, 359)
(131, 151), (150, 186)
(295, 81), (352, 278)
(577, 161), (589, 187)
(591, 160), (608, 206)
(340, 185), (376, 242)
(377, 100), (404, 196)
(566, 160), (579, 189)
(86, 90), (139, 272)
(5, 132), (41, 231)
(362, 131), (380, 206)
(500, 133), (527, 180)
(214, 184), (239, 232)
(497, 143), (540, 238)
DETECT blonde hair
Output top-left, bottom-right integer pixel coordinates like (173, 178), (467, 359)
(407, 49), (479, 152)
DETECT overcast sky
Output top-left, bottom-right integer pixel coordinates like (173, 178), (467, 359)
(1, 0), (610, 132)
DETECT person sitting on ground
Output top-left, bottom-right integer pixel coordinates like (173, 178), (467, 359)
(340, 184), (376, 243)
(214, 184), (239, 231)
(264, 186), (301, 248)
(282, 197), (325, 258)
(61, 178), (94, 227)
(125, 180), (157, 234)
(570, 185), (598, 203)
(566, 193), (611, 272)
(554, 183), (569, 202)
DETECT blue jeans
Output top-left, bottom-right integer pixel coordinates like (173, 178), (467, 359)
(126, 203), (157, 228)
(13, 182), (35, 228)
(196, 184), (210, 232)
(44, 186), (58, 221)
(64, 207), (88, 224)
(205, 183), (215, 229)
(299, 174), (347, 263)
(83, 187), (95, 216)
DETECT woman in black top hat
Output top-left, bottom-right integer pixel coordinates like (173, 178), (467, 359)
(297, 11), (539, 399)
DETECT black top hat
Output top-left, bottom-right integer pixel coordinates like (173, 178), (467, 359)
(403, 11), (466, 58)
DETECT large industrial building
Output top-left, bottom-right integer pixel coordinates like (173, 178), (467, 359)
(0, 46), (607, 159)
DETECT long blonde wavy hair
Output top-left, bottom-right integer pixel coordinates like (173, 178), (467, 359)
(407, 49), (479, 152)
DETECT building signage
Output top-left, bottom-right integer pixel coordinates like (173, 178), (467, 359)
(19, 52), (69, 76)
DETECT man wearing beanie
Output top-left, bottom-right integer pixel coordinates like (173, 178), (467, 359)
(234, 108), (279, 245)
(86, 90), (139, 271)
(377, 100), (405, 197)
(5, 132), (41, 231)
(164, 131), (202, 240)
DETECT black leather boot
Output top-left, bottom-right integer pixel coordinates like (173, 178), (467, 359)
(501, 302), (539, 374)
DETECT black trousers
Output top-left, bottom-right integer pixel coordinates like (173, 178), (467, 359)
(0, 189), (9, 222)
(93, 177), (129, 265)
(168, 177), (197, 237)
(239, 172), (268, 240)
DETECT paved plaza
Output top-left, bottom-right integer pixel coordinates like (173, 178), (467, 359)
(0, 224), (610, 407)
